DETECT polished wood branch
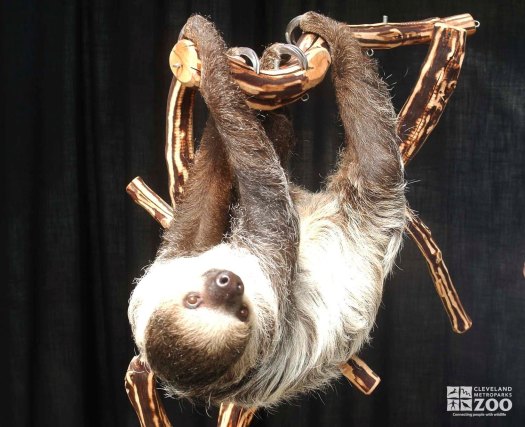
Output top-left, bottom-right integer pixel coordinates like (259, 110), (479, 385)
(218, 404), (257, 427)
(396, 23), (472, 334)
(349, 13), (475, 49)
(125, 356), (172, 427)
(398, 24), (467, 164)
(405, 211), (472, 333)
(171, 14), (476, 110)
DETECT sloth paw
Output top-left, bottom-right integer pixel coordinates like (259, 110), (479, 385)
(179, 14), (227, 62)
(287, 12), (353, 50)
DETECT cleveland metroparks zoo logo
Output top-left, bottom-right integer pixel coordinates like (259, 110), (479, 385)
(446, 386), (513, 418)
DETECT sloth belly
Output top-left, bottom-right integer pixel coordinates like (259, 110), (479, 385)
(248, 194), (384, 405)
(293, 193), (382, 362)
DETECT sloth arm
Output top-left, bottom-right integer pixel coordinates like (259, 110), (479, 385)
(300, 13), (403, 198)
(298, 13), (406, 261)
(162, 118), (233, 257)
(162, 110), (298, 258)
(179, 16), (299, 287)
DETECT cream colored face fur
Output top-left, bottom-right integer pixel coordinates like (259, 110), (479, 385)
(128, 244), (279, 370)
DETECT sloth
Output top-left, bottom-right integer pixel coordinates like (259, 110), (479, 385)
(128, 13), (407, 408)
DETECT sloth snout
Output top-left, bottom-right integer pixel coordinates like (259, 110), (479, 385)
(205, 270), (248, 321)
(207, 270), (244, 300)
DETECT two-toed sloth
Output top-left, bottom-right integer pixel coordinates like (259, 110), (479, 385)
(129, 13), (406, 407)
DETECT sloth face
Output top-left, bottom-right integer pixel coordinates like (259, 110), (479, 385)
(145, 269), (251, 388)
(128, 244), (278, 394)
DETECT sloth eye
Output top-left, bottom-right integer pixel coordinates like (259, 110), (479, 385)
(184, 292), (202, 309)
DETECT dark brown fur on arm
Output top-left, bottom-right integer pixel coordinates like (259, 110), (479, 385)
(299, 13), (404, 198)
(261, 111), (296, 166)
(162, 109), (296, 257)
(161, 118), (233, 257)
(179, 15), (299, 287)
(297, 13), (406, 272)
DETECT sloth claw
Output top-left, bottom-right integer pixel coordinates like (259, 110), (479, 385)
(178, 24), (186, 41)
(227, 47), (261, 74)
(285, 14), (305, 45)
(278, 44), (308, 70)
(261, 43), (308, 70)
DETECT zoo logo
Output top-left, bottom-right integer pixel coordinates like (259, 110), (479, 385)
(446, 386), (513, 414)
(447, 386), (473, 411)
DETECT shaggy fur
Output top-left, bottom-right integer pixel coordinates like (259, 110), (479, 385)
(128, 13), (407, 408)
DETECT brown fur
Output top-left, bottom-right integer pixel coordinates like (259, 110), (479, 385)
(161, 16), (300, 289)
(162, 119), (233, 256)
(146, 304), (251, 390)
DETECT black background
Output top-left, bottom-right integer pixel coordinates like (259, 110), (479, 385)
(3, 0), (524, 426)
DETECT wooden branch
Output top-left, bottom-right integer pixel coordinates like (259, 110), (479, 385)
(171, 14), (476, 111)
(405, 211), (472, 333)
(348, 13), (476, 49)
(126, 177), (174, 228)
(217, 404), (257, 427)
(234, 34), (330, 110)
(404, 218), (472, 333)
(169, 39), (201, 87)
(125, 356), (172, 427)
(398, 24), (467, 164)
(165, 78), (196, 208)
(340, 355), (381, 395)
(396, 23), (472, 333)
(171, 34), (331, 111)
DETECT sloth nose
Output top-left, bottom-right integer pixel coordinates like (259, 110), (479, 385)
(205, 270), (247, 319)
(208, 270), (244, 298)
(216, 270), (243, 291)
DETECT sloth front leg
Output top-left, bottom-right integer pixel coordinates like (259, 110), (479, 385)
(161, 118), (233, 257)
(300, 12), (404, 196)
(181, 15), (299, 290)
(161, 108), (298, 260)
(298, 13), (406, 272)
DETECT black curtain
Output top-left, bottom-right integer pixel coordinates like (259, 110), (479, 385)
(3, 0), (524, 426)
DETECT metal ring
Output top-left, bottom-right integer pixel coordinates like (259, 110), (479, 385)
(366, 48), (374, 57)
(474, 20), (481, 28)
